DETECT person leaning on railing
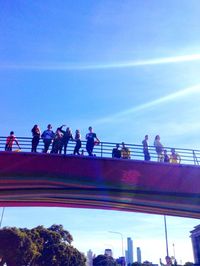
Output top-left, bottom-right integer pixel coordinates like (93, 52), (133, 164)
(5, 131), (21, 151)
(112, 143), (121, 158)
(121, 142), (131, 159)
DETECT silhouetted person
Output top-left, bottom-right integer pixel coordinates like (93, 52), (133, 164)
(121, 142), (131, 159)
(51, 127), (63, 154)
(163, 149), (170, 163)
(142, 135), (150, 161)
(41, 124), (55, 153)
(154, 135), (164, 162)
(160, 256), (174, 266)
(31, 124), (41, 152)
(74, 129), (82, 155)
(112, 144), (121, 158)
(5, 131), (21, 151)
(86, 126), (100, 156)
(59, 125), (73, 155)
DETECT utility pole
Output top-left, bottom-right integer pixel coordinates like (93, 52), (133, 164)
(0, 207), (5, 228)
(164, 215), (169, 257)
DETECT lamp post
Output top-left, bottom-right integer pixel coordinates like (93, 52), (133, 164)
(108, 231), (124, 257)
(164, 215), (169, 257)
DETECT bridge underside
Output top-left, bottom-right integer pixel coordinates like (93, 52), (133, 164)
(0, 152), (200, 218)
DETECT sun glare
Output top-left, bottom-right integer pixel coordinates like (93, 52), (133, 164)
(96, 84), (200, 124)
(1, 54), (200, 70)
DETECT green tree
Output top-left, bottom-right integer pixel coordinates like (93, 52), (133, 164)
(93, 254), (117, 266)
(0, 225), (86, 266)
(184, 262), (194, 266)
(0, 227), (39, 266)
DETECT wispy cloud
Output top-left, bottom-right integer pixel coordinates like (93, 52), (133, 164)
(1, 54), (200, 70)
(95, 84), (200, 124)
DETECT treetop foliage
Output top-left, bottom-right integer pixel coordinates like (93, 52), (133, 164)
(0, 224), (85, 266)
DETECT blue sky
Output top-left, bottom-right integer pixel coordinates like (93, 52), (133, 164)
(1, 0), (200, 263)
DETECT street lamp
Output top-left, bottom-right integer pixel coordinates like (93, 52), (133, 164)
(164, 215), (169, 257)
(108, 231), (124, 257)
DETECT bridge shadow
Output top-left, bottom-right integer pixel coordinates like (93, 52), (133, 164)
(0, 151), (200, 218)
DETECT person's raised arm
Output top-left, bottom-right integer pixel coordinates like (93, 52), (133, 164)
(58, 125), (66, 134)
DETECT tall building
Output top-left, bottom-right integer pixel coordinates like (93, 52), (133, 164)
(137, 247), (142, 263)
(190, 225), (200, 264)
(126, 237), (133, 265)
(86, 249), (93, 266)
(104, 248), (113, 257)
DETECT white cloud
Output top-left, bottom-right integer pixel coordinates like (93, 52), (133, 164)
(1, 54), (200, 71)
(95, 84), (200, 124)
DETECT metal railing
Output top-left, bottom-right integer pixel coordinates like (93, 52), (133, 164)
(0, 136), (199, 166)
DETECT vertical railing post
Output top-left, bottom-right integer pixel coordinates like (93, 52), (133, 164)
(193, 150), (196, 165)
(101, 142), (103, 157)
(193, 150), (199, 165)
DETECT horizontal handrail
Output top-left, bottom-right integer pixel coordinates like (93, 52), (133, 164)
(0, 136), (199, 166)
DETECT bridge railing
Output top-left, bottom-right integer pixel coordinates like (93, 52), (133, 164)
(0, 136), (199, 165)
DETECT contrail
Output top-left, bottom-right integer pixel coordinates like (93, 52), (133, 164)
(95, 84), (200, 124)
(1, 54), (200, 70)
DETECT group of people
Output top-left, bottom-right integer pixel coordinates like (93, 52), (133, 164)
(142, 134), (181, 164)
(112, 142), (131, 159)
(5, 125), (100, 157)
(111, 135), (181, 164)
(32, 124), (100, 156)
(4, 127), (181, 164)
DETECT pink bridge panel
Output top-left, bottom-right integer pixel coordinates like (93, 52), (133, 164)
(0, 152), (200, 218)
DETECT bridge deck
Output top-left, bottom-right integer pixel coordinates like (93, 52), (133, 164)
(0, 151), (200, 218)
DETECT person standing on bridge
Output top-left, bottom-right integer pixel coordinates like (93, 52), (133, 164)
(51, 127), (63, 154)
(142, 135), (150, 161)
(5, 131), (21, 151)
(154, 135), (164, 162)
(58, 125), (74, 155)
(73, 129), (82, 155)
(41, 124), (55, 153)
(86, 126), (100, 156)
(31, 124), (41, 152)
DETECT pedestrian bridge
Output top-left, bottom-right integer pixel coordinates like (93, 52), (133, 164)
(0, 151), (200, 219)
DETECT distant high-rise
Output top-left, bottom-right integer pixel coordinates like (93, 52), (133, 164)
(190, 225), (200, 264)
(137, 247), (142, 263)
(86, 249), (93, 266)
(104, 248), (113, 257)
(126, 237), (133, 265)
